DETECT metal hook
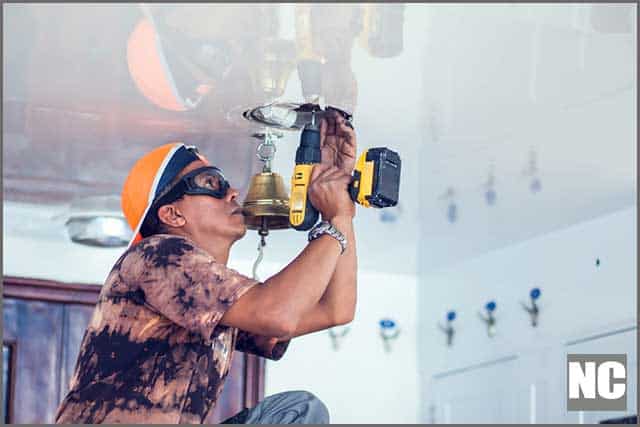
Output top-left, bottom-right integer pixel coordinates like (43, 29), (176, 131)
(253, 128), (283, 173)
(252, 218), (269, 280)
(478, 301), (497, 338)
(328, 325), (351, 351)
(438, 310), (456, 346)
(252, 238), (265, 281)
(521, 288), (541, 327)
(379, 319), (400, 353)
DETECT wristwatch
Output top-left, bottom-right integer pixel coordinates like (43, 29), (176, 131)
(308, 221), (348, 254)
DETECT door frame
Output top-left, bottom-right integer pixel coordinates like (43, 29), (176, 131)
(2, 339), (17, 424)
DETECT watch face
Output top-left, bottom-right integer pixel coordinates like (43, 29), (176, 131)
(310, 221), (330, 239)
(308, 221), (346, 252)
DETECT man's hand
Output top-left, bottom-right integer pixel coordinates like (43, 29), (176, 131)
(319, 109), (357, 174)
(308, 163), (356, 221)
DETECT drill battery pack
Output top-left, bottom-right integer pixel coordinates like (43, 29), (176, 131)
(349, 147), (401, 208)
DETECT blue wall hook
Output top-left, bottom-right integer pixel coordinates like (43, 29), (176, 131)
(380, 319), (396, 329)
(479, 301), (497, 337)
(522, 287), (541, 327)
(439, 310), (457, 346)
(530, 288), (541, 300)
(379, 318), (400, 352)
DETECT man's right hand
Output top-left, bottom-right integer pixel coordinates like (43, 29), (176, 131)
(308, 163), (355, 221)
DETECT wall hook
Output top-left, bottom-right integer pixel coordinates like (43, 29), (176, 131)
(327, 325), (350, 351)
(379, 318), (400, 353)
(438, 310), (456, 346)
(478, 300), (497, 337)
(520, 287), (541, 327)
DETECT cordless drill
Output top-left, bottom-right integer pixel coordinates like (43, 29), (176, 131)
(289, 106), (401, 231)
(289, 108), (322, 231)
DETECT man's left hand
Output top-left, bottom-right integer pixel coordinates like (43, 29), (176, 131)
(319, 109), (357, 174)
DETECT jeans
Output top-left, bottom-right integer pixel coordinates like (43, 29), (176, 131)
(221, 391), (330, 424)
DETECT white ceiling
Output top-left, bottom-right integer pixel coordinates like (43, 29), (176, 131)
(3, 4), (637, 281)
(416, 4), (636, 272)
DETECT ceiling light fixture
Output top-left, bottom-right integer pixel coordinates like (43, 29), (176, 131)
(66, 216), (131, 247)
(62, 195), (132, 247)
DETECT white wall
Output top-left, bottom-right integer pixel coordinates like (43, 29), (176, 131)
(259, 264), (419, 424)
(3, 202), (123, 283)
(418, 206), (637, 423)
(3, 235), (123, 284)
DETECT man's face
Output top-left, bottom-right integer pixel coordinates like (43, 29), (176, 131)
(168, 159), (247, 241)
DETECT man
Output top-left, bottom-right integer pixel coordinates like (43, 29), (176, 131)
(55, 111), (357, 424)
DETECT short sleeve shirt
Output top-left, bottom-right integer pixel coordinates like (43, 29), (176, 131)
(54, 234), (290, 424)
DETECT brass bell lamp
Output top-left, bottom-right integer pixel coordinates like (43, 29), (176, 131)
(243, 131), (290, 232)
(241, 129), (290, 279)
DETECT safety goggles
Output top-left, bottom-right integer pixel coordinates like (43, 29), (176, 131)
(152, 166), (230, 209)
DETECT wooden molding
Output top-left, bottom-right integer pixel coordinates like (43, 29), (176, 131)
(2, 276), (101, 305)
(3, 340), (18, 423)
(243, 354), (266, 409)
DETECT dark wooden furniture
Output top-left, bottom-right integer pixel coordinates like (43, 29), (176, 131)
(2, 276), (264, 424)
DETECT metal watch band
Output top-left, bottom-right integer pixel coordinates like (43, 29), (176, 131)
(308, 221), (348, 254)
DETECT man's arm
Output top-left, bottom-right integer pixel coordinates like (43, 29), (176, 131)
(286, 110), (359, 337)
(222, 111), (358, 340)
(232, 216), (356, 341)
(220, 164), (353, 338)
(288, 215), (356, 337)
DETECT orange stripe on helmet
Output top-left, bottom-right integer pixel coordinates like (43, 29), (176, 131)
(121, 142), (185, 247)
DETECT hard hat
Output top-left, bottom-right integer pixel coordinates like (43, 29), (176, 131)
(121, 142), (206, 247)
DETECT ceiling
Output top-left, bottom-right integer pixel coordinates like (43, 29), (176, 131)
(3, 4), (637, 277)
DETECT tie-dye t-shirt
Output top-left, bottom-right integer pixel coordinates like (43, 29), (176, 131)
(55, 234), (289, 424)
